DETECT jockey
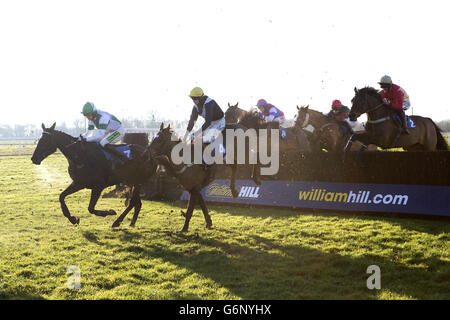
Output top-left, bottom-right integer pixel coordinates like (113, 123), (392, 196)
(326, 100), (354, 134)
(378, 75), (411, 134)
(183, 87), (226, 145)
(79, 102), (128, 162)
(256, 99), (286, 125)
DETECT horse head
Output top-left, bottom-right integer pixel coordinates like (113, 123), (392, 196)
(294, 105), (310, 128)
(349, 87), (383, 121)
(31, 123), (58, 165)
(225, 102), (241, 123)
(149, 122), (178, 157)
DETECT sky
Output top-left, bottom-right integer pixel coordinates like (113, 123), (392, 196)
(0, 0), (449, 129)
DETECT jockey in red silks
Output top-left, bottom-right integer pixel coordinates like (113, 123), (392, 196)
(378, 75), (411, 134)
(326, 99), (354, 134)
(256, 99), (286, 125)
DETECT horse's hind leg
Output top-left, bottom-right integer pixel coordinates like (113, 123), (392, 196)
(60, 182), (84, 225)
(129, 186), (142, 227)
(88, 187), (117, 217)
(112, 186), (138, 228)
(251, 164), (262, 186)
(180, 192), (197, 233)
(196, 191), (212, 229)
(229, 164), (239, 198)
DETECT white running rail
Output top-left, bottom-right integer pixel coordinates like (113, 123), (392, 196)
(0, 128), (185, 156)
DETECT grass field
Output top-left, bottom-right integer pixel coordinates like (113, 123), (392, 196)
(0, 155), (449, 300)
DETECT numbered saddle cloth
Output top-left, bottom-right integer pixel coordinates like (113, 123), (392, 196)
(101, 145), (133, 162)
(394, 115), (416, 129)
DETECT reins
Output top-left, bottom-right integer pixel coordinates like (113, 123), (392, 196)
(356, 92), (386, 124)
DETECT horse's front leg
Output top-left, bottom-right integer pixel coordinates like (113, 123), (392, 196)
(88, 187), (117, 217)
(180, 191), (197, 233)
(352, 132), (373, 147)
(59, 182), (84, 225)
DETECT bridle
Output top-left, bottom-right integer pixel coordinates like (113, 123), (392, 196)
(298, 109), (334, 134)
(353, 92), (386, 123)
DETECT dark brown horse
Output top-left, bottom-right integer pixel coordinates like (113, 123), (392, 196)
(225, 102), (248, 123)
(31, 123), (157, 227)
(294, 105), (378, 152)
(237, 108), (312, 154)
(349, 87), (448, 151)
(149, 123), (264, 232)
(147, 124), (212, 232)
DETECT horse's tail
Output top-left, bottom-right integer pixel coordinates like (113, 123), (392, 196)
(432, 121), (449, 151)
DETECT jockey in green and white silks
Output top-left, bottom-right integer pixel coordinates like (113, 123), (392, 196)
(80, 102), (125, 147)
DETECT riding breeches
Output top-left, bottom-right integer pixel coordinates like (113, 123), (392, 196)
(100, 126), (126, 147)
(202, 118), (226, 143)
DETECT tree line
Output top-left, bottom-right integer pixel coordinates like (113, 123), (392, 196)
(2, 116), (449, 138)
(437, 119), (450, 132)
(0, 114), (188, 138)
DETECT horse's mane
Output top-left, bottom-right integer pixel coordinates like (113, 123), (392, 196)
(302, 107), (322, 116)
(238, 109), (266, 127)
(45, 128), (76, 141)
(54, 129), (74, 137)
(298, 106), (326, 120)
(358, 87), (381, 99)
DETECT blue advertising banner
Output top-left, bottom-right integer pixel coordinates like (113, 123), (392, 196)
(180, 180), (450, 217)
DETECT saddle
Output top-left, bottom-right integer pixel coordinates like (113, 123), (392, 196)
(393, 114), (416, 129)
(96, 143), (133, 168)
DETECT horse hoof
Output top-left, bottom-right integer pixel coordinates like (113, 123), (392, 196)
(129, 223), (135, 228)
(206, 224), (213, 230)
(111, 220), (121, 228)
(69, 216), (80, 225)
(178, 228), (188, 233)
(232, 189), (239, 198)
(108, 210), (117, 216)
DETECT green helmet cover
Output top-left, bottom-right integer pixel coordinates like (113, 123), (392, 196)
(82, 102), (96, 116)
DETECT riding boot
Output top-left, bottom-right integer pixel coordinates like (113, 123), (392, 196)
(399, 111), (410, 134)
(103, 144), (128, 165)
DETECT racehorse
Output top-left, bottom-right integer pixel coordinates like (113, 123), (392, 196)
(225, 102), (248, 123)
(31, 123), (157, 227)
(294, 105), (378, 152)
(349, 87), (448, 151)
(236, 108), (312, 154)
(148, 122), (263, 232)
